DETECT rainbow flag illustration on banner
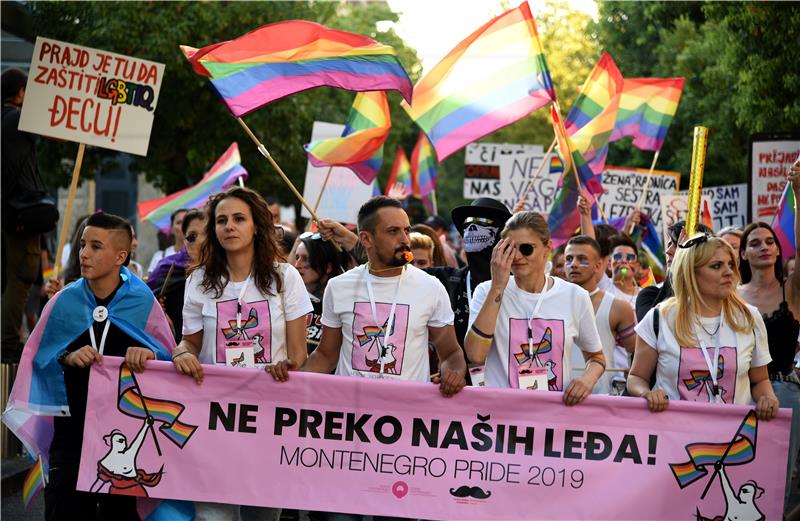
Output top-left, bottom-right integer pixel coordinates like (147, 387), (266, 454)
(402, 2), (556, 161)
(22, 455), (45, 510)
(773, 181), (796, 257)
(410, 133), (437, 214)
(385, 147), (413, 196)
(138, 143), (247, 233)
(305, 91), (389, 185)
(564, 52), (624, 177)
(610, 77), (685, 151)
(670, 411), (757, 489)
(118, 364), (197, 448)
(181, 21), (412, 117)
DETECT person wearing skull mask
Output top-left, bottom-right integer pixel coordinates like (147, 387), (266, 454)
(426, 198), (512, 366)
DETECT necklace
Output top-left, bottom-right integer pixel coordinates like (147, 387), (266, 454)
(698, 317), (721, 336)
(587, 287), (600, 297)
(366, 261), (409, 274)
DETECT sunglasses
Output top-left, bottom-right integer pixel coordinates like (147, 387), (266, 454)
(299, 231), (322, 240)
(517, 243), (536, 256)
(612, 252), (637, 262)
(185, 232), (202, 244)
(464, 216), (495, 226)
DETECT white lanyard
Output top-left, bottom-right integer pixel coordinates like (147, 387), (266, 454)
(235, 274), (252, 332)
(365, 267), (405, 376)
(527, 276), (551, 360)
(466, 271), (473, 310)
(695, 313), (723, 402)
(88, 316), (111, 355)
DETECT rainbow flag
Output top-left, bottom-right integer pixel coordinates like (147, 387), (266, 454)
(670, 411), (757, 489)
(610, 77), (685, 151)
(181, 21), (412, 117)
(138, 143), (247, 233)
(385, 147), (413, 196)
(564, 52), (624, 177)
(22, 455), (45, 510)
(402, 2), (556, 161)
(410, 133), (437, 214)
(305, 91), (390, 184)
(118, 364), (197, 448)
(772, 181), (795, 257)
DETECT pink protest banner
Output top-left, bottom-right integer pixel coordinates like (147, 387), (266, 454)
(78, 357), (790, 520)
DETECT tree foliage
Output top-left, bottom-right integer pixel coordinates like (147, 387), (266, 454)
(595, 1), (800, 187)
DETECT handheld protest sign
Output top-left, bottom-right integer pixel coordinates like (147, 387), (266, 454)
(19, 37), (165, 156)
(685, 126), (709, 237)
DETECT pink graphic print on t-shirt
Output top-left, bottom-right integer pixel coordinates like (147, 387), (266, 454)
(677, 346), (737, 403)
(351, 302), (410, 375)
(215, 299), (271, 364)
(508, 318), (565, 390)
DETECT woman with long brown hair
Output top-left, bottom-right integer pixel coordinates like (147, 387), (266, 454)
(171, 186), (311, 521)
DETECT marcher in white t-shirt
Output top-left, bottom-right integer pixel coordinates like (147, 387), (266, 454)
(628, 235), (778, 420)
(564, 236), (637, 395)
(268, 196), (466, 397)
(172, 187), (310, 521)
(465, 211), (605, 405)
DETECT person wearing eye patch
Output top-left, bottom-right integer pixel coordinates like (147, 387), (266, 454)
(465, 211), (606, 404)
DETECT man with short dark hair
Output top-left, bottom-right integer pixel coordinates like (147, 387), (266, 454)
(565, 235), (637, 395)
(2, 68), (49, 361)
(3, 212), (174, 520)
(269, 196), (466, 398)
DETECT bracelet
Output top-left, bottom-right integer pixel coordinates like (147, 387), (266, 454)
(585, 358), (606, 371)
(470, 324), (494, 340)
(172, 351), (195, 361)
(467, 329), (493, 346)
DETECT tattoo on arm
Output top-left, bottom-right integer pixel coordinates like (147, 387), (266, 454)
(494, 292), (502, 303)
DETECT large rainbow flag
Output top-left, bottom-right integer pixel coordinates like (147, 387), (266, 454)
(138, 143), (247, 233)
(410, 132), (437, 214)
(402, 2), (556, 161)
(385, 147), (413, 196)
(181, 21), (412, 117)
(670, 411), (757, 489)
(564, 52), (624, 177)
(773, 181), (796, 257)
(610, 77), (685, 151)
(305, 91), (389, 184)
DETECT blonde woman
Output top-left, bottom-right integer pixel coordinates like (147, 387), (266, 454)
(410, 232), (436, 269)
(465, 211), (605, 405)
(628, 235), (779, 421)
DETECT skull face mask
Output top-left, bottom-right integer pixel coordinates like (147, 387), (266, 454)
(463, 220), (499, 253)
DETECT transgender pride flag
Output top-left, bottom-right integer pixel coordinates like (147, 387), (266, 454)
(138, 143), (247, 233)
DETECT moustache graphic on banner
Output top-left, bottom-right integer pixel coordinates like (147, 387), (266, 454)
(449, 485), (492, 499)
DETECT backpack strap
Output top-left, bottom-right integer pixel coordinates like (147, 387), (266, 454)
(653, 305), (660, 339)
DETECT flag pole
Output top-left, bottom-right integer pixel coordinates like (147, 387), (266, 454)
(312, 166), (334, 215)
(237, 176), (245, 188)
(635, 150), (661, 210)
(126, 364), (162, 456)
(700, 412), (754, 500)
(235, 117), (341, 251)
(515, 138), (556, 210)
(53, 143), (86, 280)
(553, 101), (609, 224)
(431, 189), (439, 216)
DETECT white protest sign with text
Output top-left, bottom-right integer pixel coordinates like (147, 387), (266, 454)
(598, 166), (680, 235)
(677, 184), (748, 230)
(18, 37), (164, 156)
(301, 121), (378, 225)
(750, 138), (800, 221)
(464, 143), (543, 200)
